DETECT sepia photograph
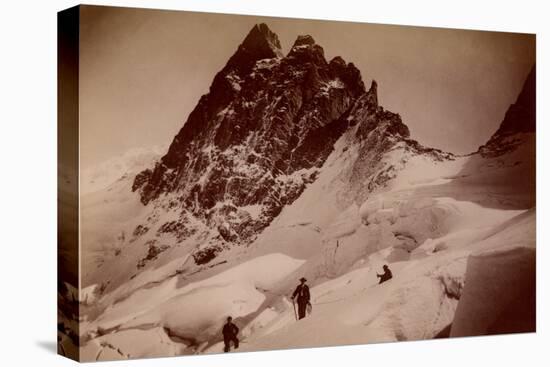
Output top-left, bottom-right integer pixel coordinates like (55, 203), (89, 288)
(57, 4), (535, 362)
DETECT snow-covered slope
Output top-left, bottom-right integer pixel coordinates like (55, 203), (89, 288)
(71, 24), (535, 362)
(79, 146), (166, 281)
(76, 127), (535, 361)
(81, 146), (165, 195)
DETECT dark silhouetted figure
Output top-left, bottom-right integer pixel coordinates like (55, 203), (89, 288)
(377, 264), (393, 284)
(291, 277), (311, 320)
(222, 316), (239, 353)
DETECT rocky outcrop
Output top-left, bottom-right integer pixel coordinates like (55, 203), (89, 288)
(337, 80), (454, 204)
(131, 23), (452, 257)
(479, 66), (535, 157)
(132, 24), (369, 247)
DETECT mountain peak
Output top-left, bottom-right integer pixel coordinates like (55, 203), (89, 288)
(240, 23), (283, 57)
(133, 25), (394, 248)
(495, 65), (535, 136)
(329, 56), (346, 67)
(293, 34), (316, 47)
(218, 23), (283, 78)
(478, 65), (535, 157)
(288, 34), (325, 64)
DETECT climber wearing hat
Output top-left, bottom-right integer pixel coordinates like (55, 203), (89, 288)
(291, 277), (311, 320)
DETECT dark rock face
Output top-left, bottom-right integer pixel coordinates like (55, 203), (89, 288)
(137, 240), (169, 269)
(157, 218), (197, 241)
(132, 23), (439, 251)
(480, 66), (536, 157)
(343, 81), (453, 203)
(130, 225), (149, 243)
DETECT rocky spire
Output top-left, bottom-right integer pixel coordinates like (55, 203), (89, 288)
(225, 23), (283, 73)
(479, 65), (536, 157)
(494, 66), (535, 136)
(293, 34), (316, 47)
(328, 57), (365, 97)
(200, 24), (284, 138)
(207, 23), (284, 104)
(132, 24), (416, 253)
(287, 34), (326, 65)
(366, 80), (378, 106)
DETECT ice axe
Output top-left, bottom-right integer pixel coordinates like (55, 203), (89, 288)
(291, 297), (298, 321)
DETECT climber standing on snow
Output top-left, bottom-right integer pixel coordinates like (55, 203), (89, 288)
(377, 264), (393, 284)
(222, 316), (239, 353)
(291, 277), (311, 320)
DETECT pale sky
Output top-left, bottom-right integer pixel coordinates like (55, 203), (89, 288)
(79, 5), (535, 168)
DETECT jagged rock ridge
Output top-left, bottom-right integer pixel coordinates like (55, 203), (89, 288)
(132, 23), (450, 261)
(480, 66), (535, 157)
